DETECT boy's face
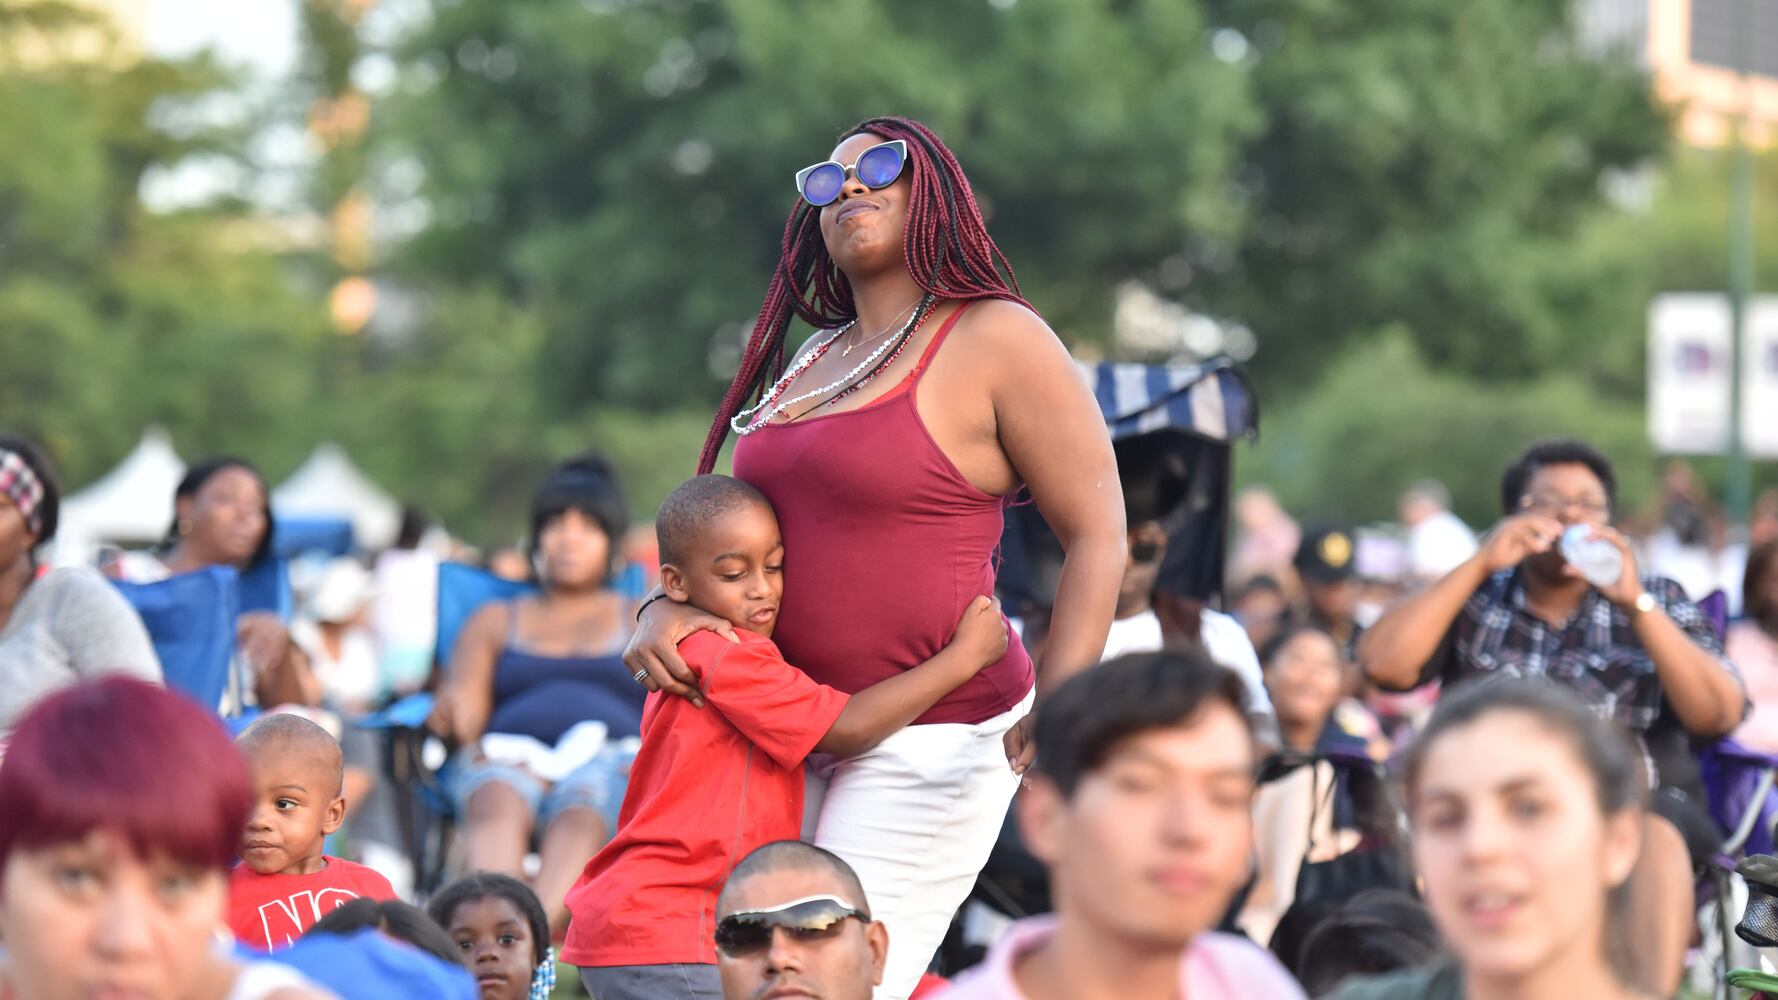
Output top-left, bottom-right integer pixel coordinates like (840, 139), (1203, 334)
(239, 743), (345, 876)
(1019, 702), (1256, 953)
(660, 501), (784, 638)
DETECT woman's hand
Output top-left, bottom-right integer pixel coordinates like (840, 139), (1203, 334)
(624, 599), (739, 709)
(1004, 714), (1036, 777)
(236, 612), (291, 676)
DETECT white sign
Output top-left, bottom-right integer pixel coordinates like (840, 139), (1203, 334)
(1648, 293), (1778, 457)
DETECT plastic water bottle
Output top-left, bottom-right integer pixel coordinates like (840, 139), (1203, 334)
(1560, 524), (1622, 589)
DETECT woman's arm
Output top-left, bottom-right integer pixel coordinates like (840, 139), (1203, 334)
(979, 304), (1127, 768)
(425, 602), (508, 745)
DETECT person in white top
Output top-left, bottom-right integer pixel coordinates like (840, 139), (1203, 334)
(1101, 436), (1275, 742)
(1399, 480), (1478, 587)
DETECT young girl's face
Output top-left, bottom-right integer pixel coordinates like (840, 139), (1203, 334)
(447, 896), (536, 1000)
(1408, 711), (1640, 985)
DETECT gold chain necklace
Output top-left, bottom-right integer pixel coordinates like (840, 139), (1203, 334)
(842, 297), (922, 358)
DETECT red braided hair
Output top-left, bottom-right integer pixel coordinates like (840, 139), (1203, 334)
(697, 116), (1034, 474)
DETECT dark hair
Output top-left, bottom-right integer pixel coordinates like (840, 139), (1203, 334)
(1745, 539), (1778, 617)
(1294, 890), (1442, 996)
(655, 474), (774, 569)
(1398, 679), (1645, 985)
(427, 873), (550, 969)
(396, 506), (428, 550)
(0, 677), (252, 871)
(0, 435), (61, 551)
(1257, 623), (1339, 672)
(167, 457), (275, 568)
(1498, 439), (1617, 517)
(718, 840), (871, 919)
(699, 116), (1033, 474)
(1035, 649), (1252, 798)
(528, 453), (629, 574)
(1115, 433), (1190, 525)
(308, 898), (466, 967)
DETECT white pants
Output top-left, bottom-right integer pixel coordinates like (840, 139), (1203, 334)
(803, 687), (1035, 1000)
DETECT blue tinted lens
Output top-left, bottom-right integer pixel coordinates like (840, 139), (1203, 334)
(801, 163), (845, 206)
(856, 144), (904, 188)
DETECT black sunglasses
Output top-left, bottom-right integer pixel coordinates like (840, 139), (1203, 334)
(794, 140), (908, 207)
(714, 895), (869, 958)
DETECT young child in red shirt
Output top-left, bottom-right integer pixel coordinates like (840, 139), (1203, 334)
(564, 475), (1009, 999)
(227, 713), (396, 951)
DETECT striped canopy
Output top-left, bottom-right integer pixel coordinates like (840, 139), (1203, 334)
(1080, 357), (1258, 443)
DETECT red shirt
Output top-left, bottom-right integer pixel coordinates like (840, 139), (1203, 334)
(561, 630), (849, 967)
(227, 857), (396, 951)
(732, 302), (1033, 725)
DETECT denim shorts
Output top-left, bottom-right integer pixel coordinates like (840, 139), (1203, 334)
(449, 738), (640, 831)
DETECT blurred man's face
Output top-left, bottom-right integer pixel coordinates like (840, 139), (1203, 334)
(1020, 702), (1256, 952)
(716, 866), (887, 1000)
(1306, 576), (1358, 625)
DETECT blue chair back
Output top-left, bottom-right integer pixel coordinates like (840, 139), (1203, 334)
(112, 566), (241, 714)
(237, 556), (293, 622)
(434, 562), (537, 672)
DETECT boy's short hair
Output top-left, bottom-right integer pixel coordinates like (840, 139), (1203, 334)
(655, 475), (774, 568)
(309, 898), (464, 967)
(235, 712), (344, 796)
(1034, 649), (1252, 798)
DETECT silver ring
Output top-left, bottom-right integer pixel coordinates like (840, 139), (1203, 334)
(632, 668), (649, 684)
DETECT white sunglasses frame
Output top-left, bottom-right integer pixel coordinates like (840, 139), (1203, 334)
(793, 140), (909, 206)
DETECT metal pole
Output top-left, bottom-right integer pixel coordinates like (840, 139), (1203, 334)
(1725, 0), (1756, 529)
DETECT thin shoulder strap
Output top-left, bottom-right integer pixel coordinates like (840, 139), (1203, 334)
(907, 299), (978, 378)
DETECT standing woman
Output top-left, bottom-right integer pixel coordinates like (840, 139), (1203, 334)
(627, 116), (1125, 996)
(115, 457), (318, 709)
(0, 435), (162, 737)
(1327, 680), (1652, 1000)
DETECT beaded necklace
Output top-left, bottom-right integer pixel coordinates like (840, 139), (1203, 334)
(730, 293), (935, 436)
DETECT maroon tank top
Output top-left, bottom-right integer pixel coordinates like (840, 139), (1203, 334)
(732, 302), (1035, 725)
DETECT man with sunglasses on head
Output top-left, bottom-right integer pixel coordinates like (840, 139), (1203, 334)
(1359, 437), (1746, 997)
(715, 841), (888, 1000)
(935, 650), (1306, 1000)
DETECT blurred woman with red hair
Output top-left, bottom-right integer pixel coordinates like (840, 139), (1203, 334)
(0, 677), (332, 1000)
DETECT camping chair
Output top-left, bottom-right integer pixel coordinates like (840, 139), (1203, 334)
(112, 565), (246, 721)
(237, 555), (294, 622)
(362, 562), (537, 895)
(1686, 589), (1778, 996)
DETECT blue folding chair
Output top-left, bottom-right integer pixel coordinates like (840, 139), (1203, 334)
(238, 556), (293, 623)
(364, 562), (538, 894)
(112, 566), (244, 717)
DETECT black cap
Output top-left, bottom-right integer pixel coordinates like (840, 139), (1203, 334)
(1294, 526), (1357, 584)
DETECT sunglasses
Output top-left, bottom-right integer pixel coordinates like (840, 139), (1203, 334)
(714, 895), (869, 957)
(794, 140), (908, 207)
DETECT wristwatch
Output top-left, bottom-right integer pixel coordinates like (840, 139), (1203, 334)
(1630, 591), (1657, 617)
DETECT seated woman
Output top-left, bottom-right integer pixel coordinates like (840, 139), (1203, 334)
(113, 456), (319, 710)
(0, 677), (332, 999)
(1239, 626), (1381, 948)
(428, 455), (645, 934)
(1328, 680), (1649, 1000)
(0, 435), (161, 738)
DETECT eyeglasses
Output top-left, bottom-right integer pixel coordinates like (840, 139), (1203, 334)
(794, 141), (908, 207)
(1519, 494), (1611, 519)
(714, 895), (869, 958)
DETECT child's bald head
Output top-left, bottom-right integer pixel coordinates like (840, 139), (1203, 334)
(235, 713), (348, 875)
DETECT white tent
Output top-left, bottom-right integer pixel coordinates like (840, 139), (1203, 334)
(273, 443), (401, 551)
(54, 427), (187, 565)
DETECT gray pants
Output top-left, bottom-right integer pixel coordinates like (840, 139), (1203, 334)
(578, 963), (722, 1000)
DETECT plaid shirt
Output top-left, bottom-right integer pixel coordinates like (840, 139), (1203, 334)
(1421, 569), (1743, 786)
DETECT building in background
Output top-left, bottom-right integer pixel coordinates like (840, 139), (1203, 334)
(1581, 0), (1777, 146)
